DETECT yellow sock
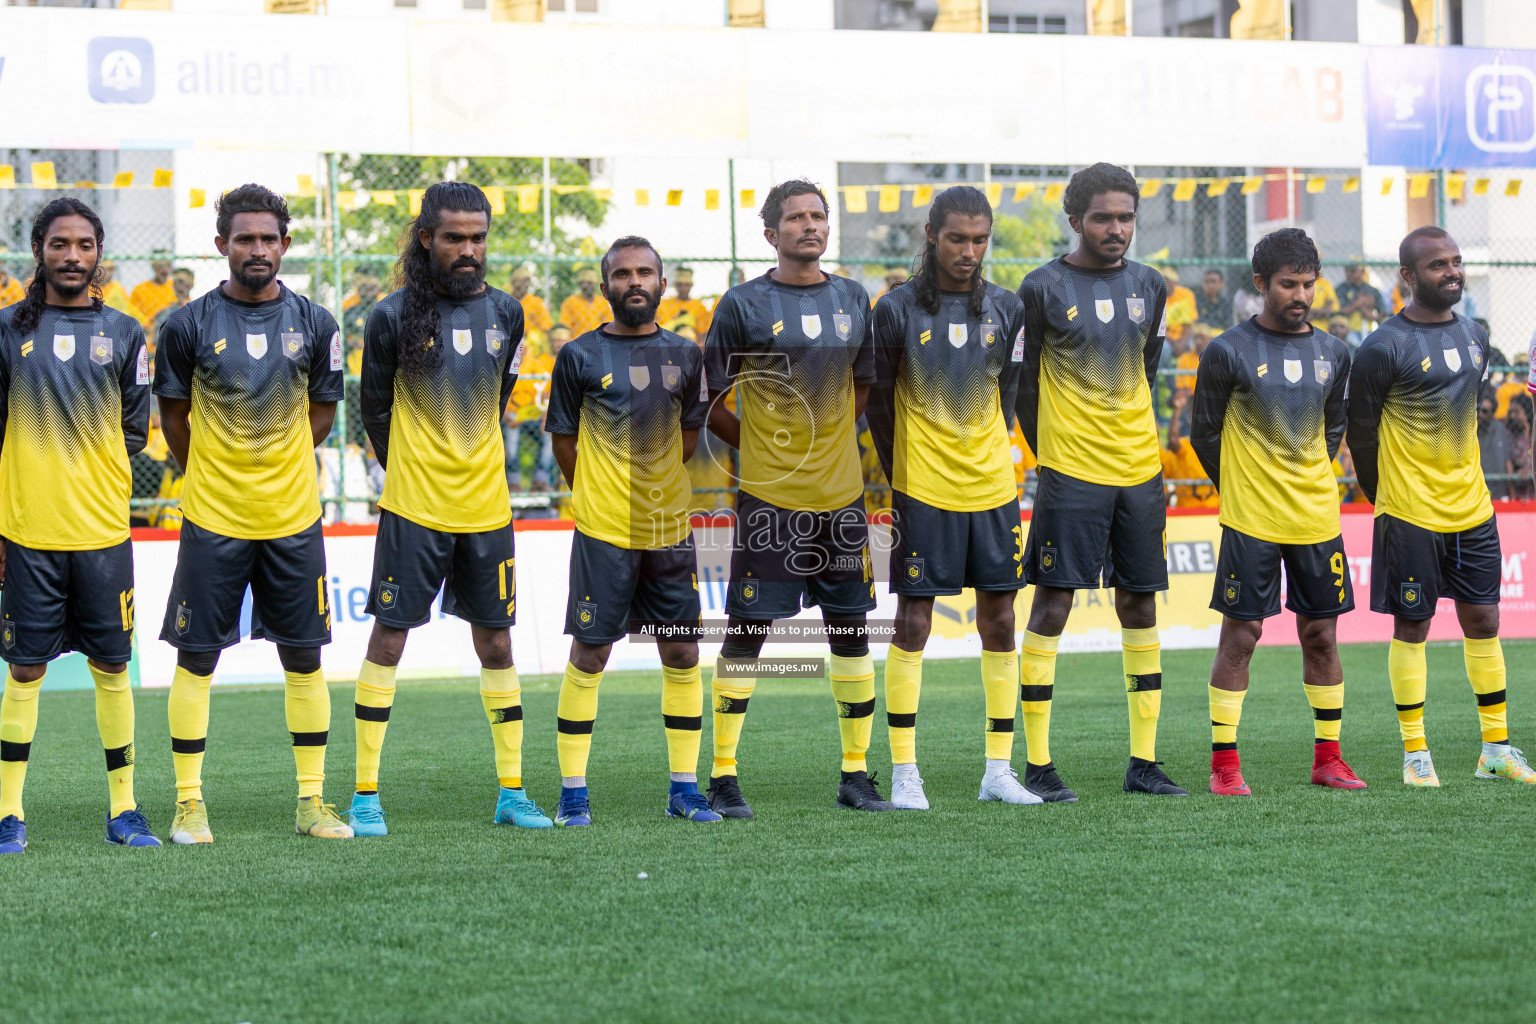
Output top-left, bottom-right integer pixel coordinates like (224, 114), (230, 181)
(1389, 639), (1428, 753)
(830, 653), (876, 773)
(1209, 685), (1245, 751)
(1020, 630), (1058, 766)
(0, 670), (42, 821)
(661, 664), (703, 778)
(1304, 682), (1344, 742)
(354, 660), (397, 792)
(556, 663), (601, 781)
(1124, 626), (1162, 761)
(711, 668), (754, 778)
(982, 649), (1017, 762)
(167, 665), (212, 803)
(481, 667), (524, 789)
(1465, 636), (1509, 744)
(89, 664), (136, 818)
(884, 646), (922, 765)
(285, 669), (329, 800)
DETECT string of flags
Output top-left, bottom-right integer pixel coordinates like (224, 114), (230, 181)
(0, 164), (1525, 211)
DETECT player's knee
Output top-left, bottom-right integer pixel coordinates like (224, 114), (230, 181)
(1026, 586), (1072, 635)
(1219, 619), (1262, 662)
(1459, 603), (1500, 640)
(894, 601), (932, 649)
(720, 617), (769, 660)
(88, 660), (130, 684)
(276, 646), (321, 675)
(569, 640), (609, 674)
(6, 662), (45, 684)
(657, 641), (699, 670)
(826, 616), (870, 659)
(1115, 590), (1157, 630)
(977, 605), (1015, 648)
(177, 649), (219, 676)
(1297, 617), (1336, 655)
(1392, 617), (1432, 644)
(472, 627), (513, 670)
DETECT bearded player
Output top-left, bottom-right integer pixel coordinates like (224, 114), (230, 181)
(866, 185), (1037, 810)
(350, 182), (551, 835)
(1016, 163), (1186, 800)
(1348, 227), (1535, 788)
(1190, 228), (1365, 796)
(0, 198), (157, 853)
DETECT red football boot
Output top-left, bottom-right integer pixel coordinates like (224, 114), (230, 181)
(1209, 749), (1251, 796)
(1311, 741), (1367, 789)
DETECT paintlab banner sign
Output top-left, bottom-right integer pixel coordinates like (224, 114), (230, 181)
(1367, 44), (1536, 168)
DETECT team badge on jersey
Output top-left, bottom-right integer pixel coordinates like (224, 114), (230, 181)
(662, 365), (681, 392)
(486, 329), (505, 356)
(1284, 359), (1302, 383)
(1095, 300), (1114, 323)
(1011, 326), (1026, 363)
(949, 323), (968, 348)
(1126, 297), (1146, 324)
(452, 329), (472, 356)
(1443, 347), (1462, 372)
(630, 365), (651, 390)
(90, 337), (113, 366)
(246, 333), (268, 359)
(833, 313), (852, 340)
(329, 330), (343, 371)
(281, 332), (304, 361)
(1470, 347), (1483, 369)
(53, 334), (75, 361)
(136, 346), (150, 385)
(801, 314), (822, 339)
(981, 327), (997, 347)
(1314, 360), (1331, 384)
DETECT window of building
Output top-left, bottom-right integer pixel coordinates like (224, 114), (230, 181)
(988, 13), (1067, 34)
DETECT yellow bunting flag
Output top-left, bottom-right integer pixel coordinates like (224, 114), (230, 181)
(337, 190), (357, 210)
(1207, 177), (1232, 197)
(1172, 179), (1197, 201)
(1011, 183), (1035, 202)
(189, 189), (206, 209)
(879, 185), (901, 213)
(0, 166), (13, 189)
(740, 189), (755, 208)
(1306, 176), (1326, 194)
(113, 172), (134, 189)
(1507, 179), (1522, 197)
(74, 181), (96, 190)
(913, 184), (934, 207)
(844, 187), (868, 214)
(1380, 177), (1394, 196)
(1473, 178), (1490, 196)
(705, 189), (720, 210)
(374, 189), (398, 206)
(1139, 178), (1163, 198)
(482, 186), (505, 215)
(1409, 174), (1431, 198)
(152, 168), (173, 188)
(517, 184), (539, 213)
(408, 189), (425, 215)
(1343, 176), (1360, 193)
(634, 190), (650, 207)
(666, 189), (683, 207)
(593, 188), (613, 203)
(296, 174), (316, 197)
(1240, 176), (1264, 195)
(31, 162), (57, 189)
(1043, 182), (1065, 203)
(1445, 174), (1465, 200)
(985, 182), (1003, 207)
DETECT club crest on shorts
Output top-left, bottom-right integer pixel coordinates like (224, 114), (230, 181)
(173, 606), (192, 636)
(833, 313), (852, 341)
(630, 365), (651, 390)
(1126, 297), (1146, 324)
(89, 337), (113, 366)
(661, 365), (681, 392)
(452, 329), (472, 355)
(1, 620), (14, 650)
(576, 600), (597, 627)
(1400, 581), (1421, 608)
(1223, 579), (1241, 606)
(1284, 359), (1302, 383)
(281, 332), (304, 361)
(53, 334), (75, 361)
(738, 580), (758, 605)
(1095, 299), (1114, 323)
(1443, 347), (1462, 372)
(801, 314), (822, 339)
(377, 581), (400, 609)
(486, 329), (505, 356)
(1038, 545), (1056, 574)
(904, 558), (924, 584)
(1314, 360), (1331, 384)
(246, 333), (267, 359)
(949, 323), (968, 348)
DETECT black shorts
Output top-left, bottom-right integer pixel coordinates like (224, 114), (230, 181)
(1, 539), (135, 665)
(565, 529), (701, 644)
(889, 491), (1023, 595)
(1212, 527), (1353, 621)
(1370, 513), (1501, 619)
(1023, 467), (1168, 592)
(162, 519), (331, 651)
(725, 491), (877, 620)
(366, 510), (516, 629)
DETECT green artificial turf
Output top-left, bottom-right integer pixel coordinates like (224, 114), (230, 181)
(3, 642), (1534, 1023)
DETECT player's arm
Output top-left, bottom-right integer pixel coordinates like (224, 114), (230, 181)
(1014, 277), (1047, 454)
(360, 303), (399, 469)
(1188, 341), (1233, 492)
(864, 296), (904, 484)
(152, 307), (198, 473)
(306, 308), (344, 448)
(1324, 342), (1352, 462)
(999, 301), (1026, 431)
(703, 292), (743, 449)
(851, 296), (874, 422)
(1144, 280), (1170, 395)
(0, 323), (13, 468)
(118, 321), (151, 456)
(679, 347), (708, 464)
(1344, 339), (1393, 504)
(499, 302), (526, 418)
(543, 342), (585, 490)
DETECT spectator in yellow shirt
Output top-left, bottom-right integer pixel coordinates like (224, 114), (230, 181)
(1160, 266), (1199, 341)
(656, 266), (713, 339)
(0, 264), (24, 309)
(871, 266), (908, 308)
(1497, 355), (1531, 418)
(1159, 389), (1218, 508)
(510, 265), (554, 337)
(130, 257), (177, 328)
(1308, 274), (1340, 330)
(1175, 323), (1214, 392)
(150, 268), (195, 352)
(97, 260), (144, 324)
(558, 267), (612, 336)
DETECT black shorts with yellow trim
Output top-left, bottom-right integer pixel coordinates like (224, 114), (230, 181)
(565, 529), (701, 645)
(1023, 467), (1168, 592)
(1369, 512), (1500, 620)
(161, 518), (331, 651)
(365, 510), (516, 630)
(1211, 527), (1354, 621)
(1, 539), (135, 665)
(725, 491), (877, 620)
(888, 490), (1024, 596)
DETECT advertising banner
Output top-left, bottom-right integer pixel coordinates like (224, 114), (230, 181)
(1366, 44), (1536, 168)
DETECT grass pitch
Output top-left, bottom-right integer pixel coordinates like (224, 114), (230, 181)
(4, 642), (1535, 1023)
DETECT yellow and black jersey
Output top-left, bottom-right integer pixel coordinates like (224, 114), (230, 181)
(362, 286), (523, 533)
(1016, 258), (1167, 487)
(545, 326), (707, 550)
(1347, 312), (1493, 533)
(0, 304), (149, 550)
(704, 271), (873, 512)
(1190, 318), (1350, 544)
(866, 281), (1024, 512)
(154, 285), (342, 541)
